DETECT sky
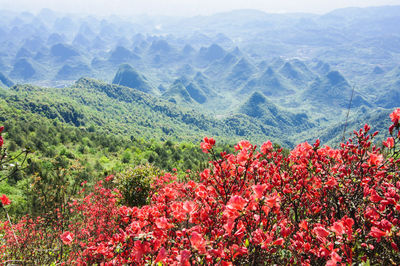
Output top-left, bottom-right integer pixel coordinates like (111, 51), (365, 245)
(1, 0), (400, 17)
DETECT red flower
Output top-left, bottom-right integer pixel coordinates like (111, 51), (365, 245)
(265, 193), (280, 209)
(383, 137), (394, 149)
(326, 176), (338, 187)
(235, 140), (252, 151)
(252, 184), (267, 199)
(155, 217), (173, 230)
(60, 231), (74, 245)
(105, 175), (114, 181)
(299, 220), (308, 231)
(237, 148), (249, 164)
(223, 219), (235, 235)
(369, 227), (386, 241)
(183, 200), (196, 215)
(390, 108), (400, 123)
(326, 251), (342, 266)
(314, 226), (330, 239)
(368, 152), (383, 166)
(370, 190), (383, 203)
(191, 231), (206, 254)
(0, 136), (3, 147)
(0, 194), (11, 206)
(261, 140), (273, 154)
(330, 221), (344, 236)
(155, 247), (167, 263)
(227, 195), (247, 211)
(200, 137), (215, 153)
(272, 238), (284, 246)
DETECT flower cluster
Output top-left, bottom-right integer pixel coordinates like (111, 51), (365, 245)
(2, 109), (400, 264)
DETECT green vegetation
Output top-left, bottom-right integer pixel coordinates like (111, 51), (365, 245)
(0, 94), (214, 218)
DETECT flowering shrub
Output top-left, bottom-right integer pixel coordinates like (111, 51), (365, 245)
(2, 110), (400, 264)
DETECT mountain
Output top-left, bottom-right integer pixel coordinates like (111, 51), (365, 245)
(193, 72), (214, 95)
(197, 44), (226, 63)
(372, 66), (384, 75)
(278, 60), (315, 86)
(238, 91), (312, 130)
(185, 82), (207, 104)
(15, 47), (33, 59)
(112, 64), (152, 93)
(47, 33), (66, 46)
(177, 64), (195, 76)
(303, 71), (369, 108)
(226, 57), (256, 89)
(205, 52), (238, 77)
(182, 44), (195, 56)
(109, 46), (140, 64)
(72, 33), (91, 48)
(162, 79), (194, 104)
(0, 72), (14, 87)
(50, 43), (80, 61)
(10, 58), (36, 80)
(0, 7), (398, 146)
(240, 66), (293, 97)
(55, 63), (92, 80)
(373, 66), (400, 108)
(149, 39), (173, 54)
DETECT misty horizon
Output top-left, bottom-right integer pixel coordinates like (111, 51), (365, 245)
(1, 0), (400, 17)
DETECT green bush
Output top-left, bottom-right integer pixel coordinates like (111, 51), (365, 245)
(113, 164), (162, 207)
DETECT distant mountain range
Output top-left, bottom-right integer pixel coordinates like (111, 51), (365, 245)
(0, 6), (399, 146)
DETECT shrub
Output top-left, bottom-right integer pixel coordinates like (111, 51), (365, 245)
(113, 164), (163, 207)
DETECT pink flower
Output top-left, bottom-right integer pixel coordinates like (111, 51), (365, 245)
(178, 250), (191, 266)
(155, 247), (167, 263)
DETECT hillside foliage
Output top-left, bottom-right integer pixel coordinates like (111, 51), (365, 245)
(1, 110), (400, 265)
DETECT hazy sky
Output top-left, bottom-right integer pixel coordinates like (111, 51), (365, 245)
(1, 0), (400, 16)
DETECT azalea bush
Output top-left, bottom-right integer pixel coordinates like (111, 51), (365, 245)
(2, 110), (400, 264)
